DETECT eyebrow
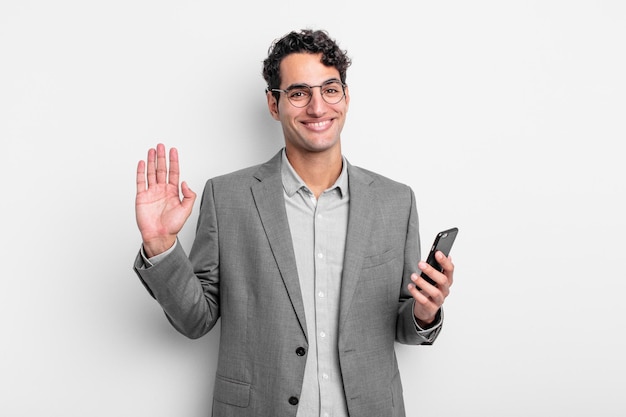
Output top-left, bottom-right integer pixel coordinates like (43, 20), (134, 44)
(284, 78), (342, 90)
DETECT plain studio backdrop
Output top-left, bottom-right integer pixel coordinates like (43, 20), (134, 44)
(1, 1), (624, 416)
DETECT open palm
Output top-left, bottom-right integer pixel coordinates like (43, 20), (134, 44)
(135, 144), (196, 257)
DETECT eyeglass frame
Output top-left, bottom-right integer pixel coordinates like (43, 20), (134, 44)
(266, 78), (347, 108)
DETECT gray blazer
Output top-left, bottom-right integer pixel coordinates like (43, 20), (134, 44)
(134, 150), (441, 417)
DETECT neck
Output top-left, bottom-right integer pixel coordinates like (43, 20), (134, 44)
(285, 147), (343, 199)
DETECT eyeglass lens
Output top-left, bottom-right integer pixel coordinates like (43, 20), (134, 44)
(286, 81), (344, 107)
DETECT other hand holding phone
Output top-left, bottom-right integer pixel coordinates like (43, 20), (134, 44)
(409, 227), (457, 326)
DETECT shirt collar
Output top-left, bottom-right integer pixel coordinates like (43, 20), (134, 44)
(281, 148), (349, 198)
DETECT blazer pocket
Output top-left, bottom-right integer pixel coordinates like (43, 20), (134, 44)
(360, 248), (402, 305)
(213, 374), (251, 408)
(361, 248), (398, 269)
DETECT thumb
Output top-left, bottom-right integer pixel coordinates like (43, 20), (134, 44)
(180, 181), (197, 210)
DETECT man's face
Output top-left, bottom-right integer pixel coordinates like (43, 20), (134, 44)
(267, 53), (350, 157)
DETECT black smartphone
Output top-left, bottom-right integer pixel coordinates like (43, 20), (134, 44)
(420, 227), (458, 286)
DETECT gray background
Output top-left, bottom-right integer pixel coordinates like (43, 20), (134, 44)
(1, 1), (624, 416)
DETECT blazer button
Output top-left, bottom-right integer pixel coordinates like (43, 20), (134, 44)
(288, 396), (299, 405)
(295, 347), (306, 356)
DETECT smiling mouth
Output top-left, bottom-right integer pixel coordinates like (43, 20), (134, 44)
(303, 119), (332, 131)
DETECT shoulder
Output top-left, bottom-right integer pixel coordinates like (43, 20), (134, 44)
(348, 163), (417, 228)
(211, 164), (263, 184)
(203, 150), (282, 192)
(348, 163), (414, 196)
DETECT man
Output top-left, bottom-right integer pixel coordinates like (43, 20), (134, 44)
(134, 29), (454, 417)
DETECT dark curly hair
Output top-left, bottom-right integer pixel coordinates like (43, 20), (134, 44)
(262, 29), (352, 102)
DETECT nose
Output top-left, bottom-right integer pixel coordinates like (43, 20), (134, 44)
(306, 86), (326, 114)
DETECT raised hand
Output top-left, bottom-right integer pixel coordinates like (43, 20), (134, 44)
(135, 144), (197, 257)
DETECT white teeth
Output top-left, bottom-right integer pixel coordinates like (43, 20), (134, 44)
(306, 120), (330, 128)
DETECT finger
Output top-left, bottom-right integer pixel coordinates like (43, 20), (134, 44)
(411, 272), (446, 304)
(136, 160), (146, 193)
(168, 147), (180, 187)
(418, 261), (444, 287)
(146, 147), (157, 187)
(180, 181), (197, 211)
(446, 255), (454, 287)
(407, 280), (431, 304)
(436, 251), (455, 287)
(156, 143), (167, 184)
(407, 281), (440, 316)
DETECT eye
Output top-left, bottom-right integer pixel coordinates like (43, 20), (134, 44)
(322, 83), (343, 96)
(288, 88), (311, 100)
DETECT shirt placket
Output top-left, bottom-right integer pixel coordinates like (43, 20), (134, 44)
(314, 194), (333, 417)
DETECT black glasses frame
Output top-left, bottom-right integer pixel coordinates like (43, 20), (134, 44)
(268, 80), (346, 108)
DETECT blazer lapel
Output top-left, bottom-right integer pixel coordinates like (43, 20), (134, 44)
(339, 164), (375, 331)
(250, 152), (308, 340)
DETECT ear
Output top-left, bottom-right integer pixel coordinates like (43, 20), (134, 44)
(344, 84), (350, 111)
(266, 90), (280, 120)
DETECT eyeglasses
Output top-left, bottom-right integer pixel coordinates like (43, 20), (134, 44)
(269, 79), (346, 108)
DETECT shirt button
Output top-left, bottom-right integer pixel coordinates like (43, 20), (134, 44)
(296, 347), (306, 356)
(288, 396), (299, 405)
(317, 252), (323, 259)
(322, 373), (329, 380)
(320, 331), (326, 338)
(318, 291), (325, 298)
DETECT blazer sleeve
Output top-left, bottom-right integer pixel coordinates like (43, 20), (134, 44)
(133, 180), (221, 339)
(395, 187), (443, 345)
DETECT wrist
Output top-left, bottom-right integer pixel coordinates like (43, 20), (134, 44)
(142, 236), (176, 258)
(415, 316), (435, 329)
(414, 308), (441, 330)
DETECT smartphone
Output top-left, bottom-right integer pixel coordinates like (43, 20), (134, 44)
(420, 227), (458, 286)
